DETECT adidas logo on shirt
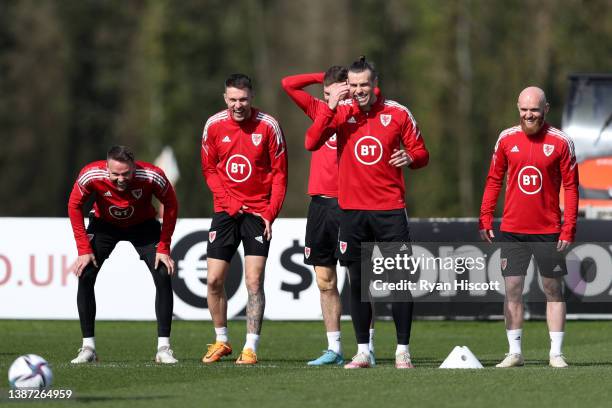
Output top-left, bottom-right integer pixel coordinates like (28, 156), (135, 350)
(400, 243), (409, 251)
(511, 145), (519, 153)
(347, 116), (356, 123)
(222, 136), (231, 143)
(103, 191), (112, 197)
(255, 236), (264, 244)
(553, 265), (563, 272)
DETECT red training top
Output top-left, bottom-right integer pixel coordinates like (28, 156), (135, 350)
(201, 108), (288, 222)
(68, 160), (178, 255)
(479, 123), (579, 241)
(307, 96), (428, 210)
(281, 72), (338, 197)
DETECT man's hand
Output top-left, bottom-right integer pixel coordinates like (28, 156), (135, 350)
(389, 148), (413, 167)
(479, 229), (495, 243)
(155, 253), (176, 276)
(225, 196), (244, 217)
(254, 213), (272, 241)
(239, 204), (249, 215)
(74, 253), (98, 277)
(327, 82), (349, 110)
(556, 240), (570, 252)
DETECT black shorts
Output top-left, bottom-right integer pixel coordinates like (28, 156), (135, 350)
(500, 231), (567, 278)
(86, 216), (161, 271)
(338, 209), (412, 265)
(207, 212), (270, 262)
(304, 196), (342, 266)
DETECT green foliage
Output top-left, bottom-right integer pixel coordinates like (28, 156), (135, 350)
(0, 0), (611, 217)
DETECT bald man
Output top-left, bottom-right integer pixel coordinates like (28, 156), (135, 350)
(479, 87), (579, 368)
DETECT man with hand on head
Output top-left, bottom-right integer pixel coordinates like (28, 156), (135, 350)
(282, 67), (380, 366)
(306, 57), (428, 369)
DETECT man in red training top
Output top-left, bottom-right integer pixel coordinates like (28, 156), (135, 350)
(307, 57), (429, 369)
(68, 145), (179, 364)
(479, 86), (578, 369)
(201, 74), (288, 365)
(282, 67), (378, 366)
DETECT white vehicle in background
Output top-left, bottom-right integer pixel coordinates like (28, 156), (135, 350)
(562, 73), (612, 218)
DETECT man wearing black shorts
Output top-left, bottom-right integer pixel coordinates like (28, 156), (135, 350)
(282, 67), (379, 365)
(201, 74), (288, 365)
(67, 145), (179, 364)
(480, 87), (579, 368)
(307, 57), (429, 369)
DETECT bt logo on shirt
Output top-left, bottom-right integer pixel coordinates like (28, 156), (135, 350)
(354, 136), (383, 165)
(518, 165), (543, 194)
(109, 205), (135, 219)
(226, 154), (252, 183)
(325, 134), (337, 150)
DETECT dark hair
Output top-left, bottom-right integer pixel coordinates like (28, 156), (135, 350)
(225, 73), (253, 90)
(323, 65), (348, 86)
(107, 145), (135, 163)
(348, 56), (378, 81)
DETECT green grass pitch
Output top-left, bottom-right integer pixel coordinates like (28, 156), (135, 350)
(1, 320), (610, 407)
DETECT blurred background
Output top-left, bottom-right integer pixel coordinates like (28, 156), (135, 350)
(1, 0), (611, 219)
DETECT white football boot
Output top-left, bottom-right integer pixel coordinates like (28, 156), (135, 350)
(549, 354), (568, 368)
(495, 353), (524, 368)
(344, 352), (372, 369)
(395, 351), (415, 369)
(155, 346), (178, 364)
(71, 346), (98, 364)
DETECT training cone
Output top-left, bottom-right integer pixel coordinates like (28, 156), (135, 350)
(439, 346), (484, 369)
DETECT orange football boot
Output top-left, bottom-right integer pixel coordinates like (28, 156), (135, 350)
(235, 348), (258, 365)
(202, 342), (232, 363)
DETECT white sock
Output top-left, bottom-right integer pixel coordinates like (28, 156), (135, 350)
(369, 329), (375, 353)
(396, 344), (409, 355)
(507, 329), (523, 354)
(157, 337), (170, 349)
(357, 343), (370, 355)
(244, 333), (260, 352)
(549, 331), (565, 357)
(326, 331), (342, 354)
(215, 327), (228, 343)
(82, 337), (95, 350)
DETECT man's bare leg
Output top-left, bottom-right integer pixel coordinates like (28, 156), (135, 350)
(542, 276), (567, 366)
(242, 255), (267, 354)
(496, 275), (526, 367)
(207, 258), (231, 329)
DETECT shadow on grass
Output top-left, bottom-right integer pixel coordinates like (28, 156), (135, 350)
(526, 360), (612, 367)
(74, 395), (174, 403)
(0, 395), (174, 404)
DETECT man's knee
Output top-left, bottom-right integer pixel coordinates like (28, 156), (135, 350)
(244, 256), (266, 292)
(207, 258), (231, 294)
(542, 277), (563, 301)
(207, 274), (225, 293)
(151, 264), (172, 287)
(245, 274), (264, 293)
(504, 276), (524, 301)
(315, 268), (337, 291)
(79, 264), (99, 284)
(505, 290), (523, 302)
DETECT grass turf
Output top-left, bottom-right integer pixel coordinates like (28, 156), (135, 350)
(0, 320), (610, 407)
